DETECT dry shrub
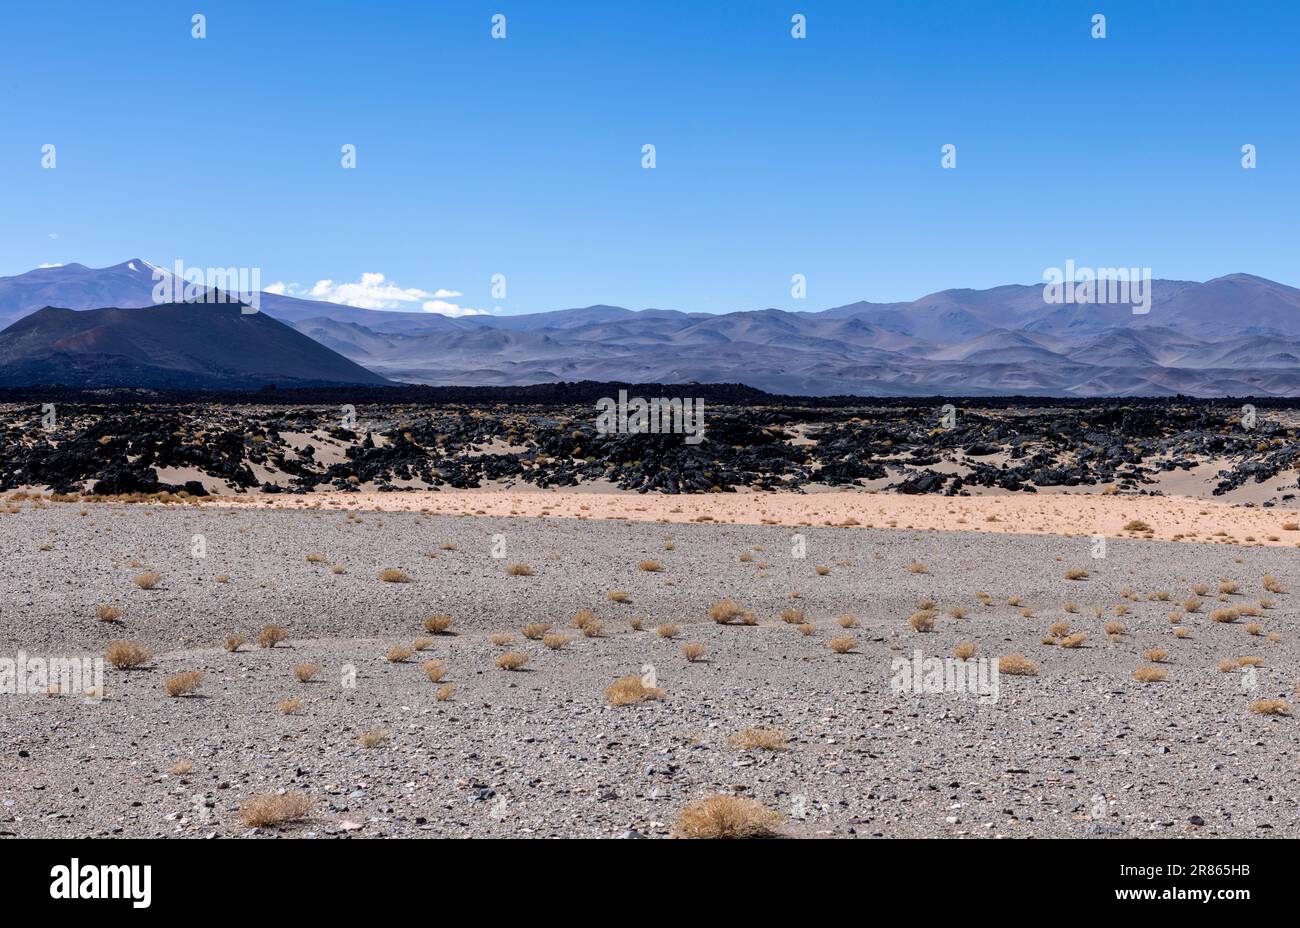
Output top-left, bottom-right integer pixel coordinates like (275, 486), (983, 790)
(1237, 655), (1263, 667)
(729, 728), (788, 751)
(908, 611), (935, 632)
(422, 659), (447, 683)
(1065, 568), (1088, 580)
(917, 596), (935, 610)
(1103, 620), (1125, 636)
(1174, 626), (1190, 638)
(439, 542), (457, 551)
(1249, 699), (1291, 716)
(134, 571), (162, 590)
(1219, 580), (1239, 595)
(1262, 574), (1285, 594)
(105, 641), (152, 669)
(259, 625), (289, 649)
(95, 604), (122, 623)
(435, 683), (455, 701)
(542, 632), (571, 650)
(954, 641), (978, 661)
(240, 792), (314, 828)
(386, 644), (414, 663)
(293, 663), (320, 682)
(581, 620), (603, 638)
(305, 553), (327, 563)
(605, 675), (664, 706)
(828, 635), (857, 654)
(1143, 648), (1169, 663)
(638, 560), (664, 572)
(907, 562), (928, 574)
(495, 651), (529, 671)
(572, 608), (598, 629)
(797, 623), (816, 636)
(837, 614), (859, 628)
(1059, 633), (1086, 649)
(163, 670), (203, 697)
(170, 759), (193, 776)
(1193, 582), (1210, 596)
(1114, 604), (1130, 616)
(1049, 621), (1071, 638)
(1246, 622), (1264, 636)
(223, 634), (246, 653)
(358, 728), (390, 749)
(676, 795), (780, 839)
(682, 642), (707, 662)
(422, 614), (453, 635)
(780, 607), (805, 624)
(1123, 519), (1152, 533)
(629, 618), (644, 631)
(490, 633), (513, 647)
(378, 568), (411, 583)
(1211, 608), (1239, 623)
(413, 637), (434, 651)
(998, 654), (1038, 676)
(331, 564), (345, 574)
(1216, 658), (1236, 672)
(1184, 597), (1202, 613)
(279, 697), (302, 715)
(1063, 602), (1079, 614)
(1132, 666), (1167, 683)
(607, 591), (630, 603)
(709, 599), (754, 625)
(506, 563), (534, 576)
(522, 622), (551, 640)
(815, 565), (830, 576)
(657, 623), (680, 639)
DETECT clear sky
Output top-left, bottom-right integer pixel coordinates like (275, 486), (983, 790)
(1, 0), (1296, 315)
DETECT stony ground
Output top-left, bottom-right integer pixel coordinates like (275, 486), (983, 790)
(2, 499), (1297, 839)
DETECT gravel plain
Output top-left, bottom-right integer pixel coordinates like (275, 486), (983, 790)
(2, 499), (1298, 839)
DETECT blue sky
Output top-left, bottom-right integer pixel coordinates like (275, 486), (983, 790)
(1, 0), (1296, 314)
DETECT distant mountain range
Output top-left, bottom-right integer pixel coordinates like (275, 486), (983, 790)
(2, 259), (1299, 395)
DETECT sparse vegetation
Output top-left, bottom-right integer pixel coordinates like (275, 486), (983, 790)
(638, 560), (664, 572)
(223, 634), (246, 652)
(675, 795), (780, 839)
(954, 641), (978, 661)
(682, 642), (706, 662)
(240, 792), (314, 828)
(1263, 574), (1285, 594)
(729, 728), (788, 751)
(908, 610), (935, 632)
(997, 654), (1037, 676)
(709, 599), (754, 625)
(1143, 648), (1169, 663)
(358, 728), (390, 749)
(420, 614), (452, 635)
(607, 590), (630, 603)
(435, 683), (455, 701)
(1065, 568), (1088, 580)
(657, 623), (680, 639)
(258, 625), (289, 649)
(422, 659), (447, 683)
(105, 641), (152, 669)
(293, 663), (320, 682)
(133, 571), (162, 590)
(542, 632), (571, 649)
(378, 568), (411, 583)
(386, 644), (414, 663)
(163, 670), (203, 697)
(1059, 633), (1086, 649)
(1132, 666), (1167, 683)
(828, 635), (857, 654)
(605, 675), (665, 706)
(1249, 699), (1291, 716)
(506, 563), (534, 576)
(95, 604), (121, 623)
(496, 651), (529, 671)
(522, 622), (551, 640)
(279, 697), (303, 715)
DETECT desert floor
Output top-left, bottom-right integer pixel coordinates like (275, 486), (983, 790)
(2, 492), (1298, 838)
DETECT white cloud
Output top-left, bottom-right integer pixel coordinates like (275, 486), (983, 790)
(38, 262), (63, 268)
(266, 272), (490, 315)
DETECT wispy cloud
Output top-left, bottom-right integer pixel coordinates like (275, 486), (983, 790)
(266, 272), (489, 316)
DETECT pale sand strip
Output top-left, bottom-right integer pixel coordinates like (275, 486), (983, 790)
(213, 488), (1300, 548)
